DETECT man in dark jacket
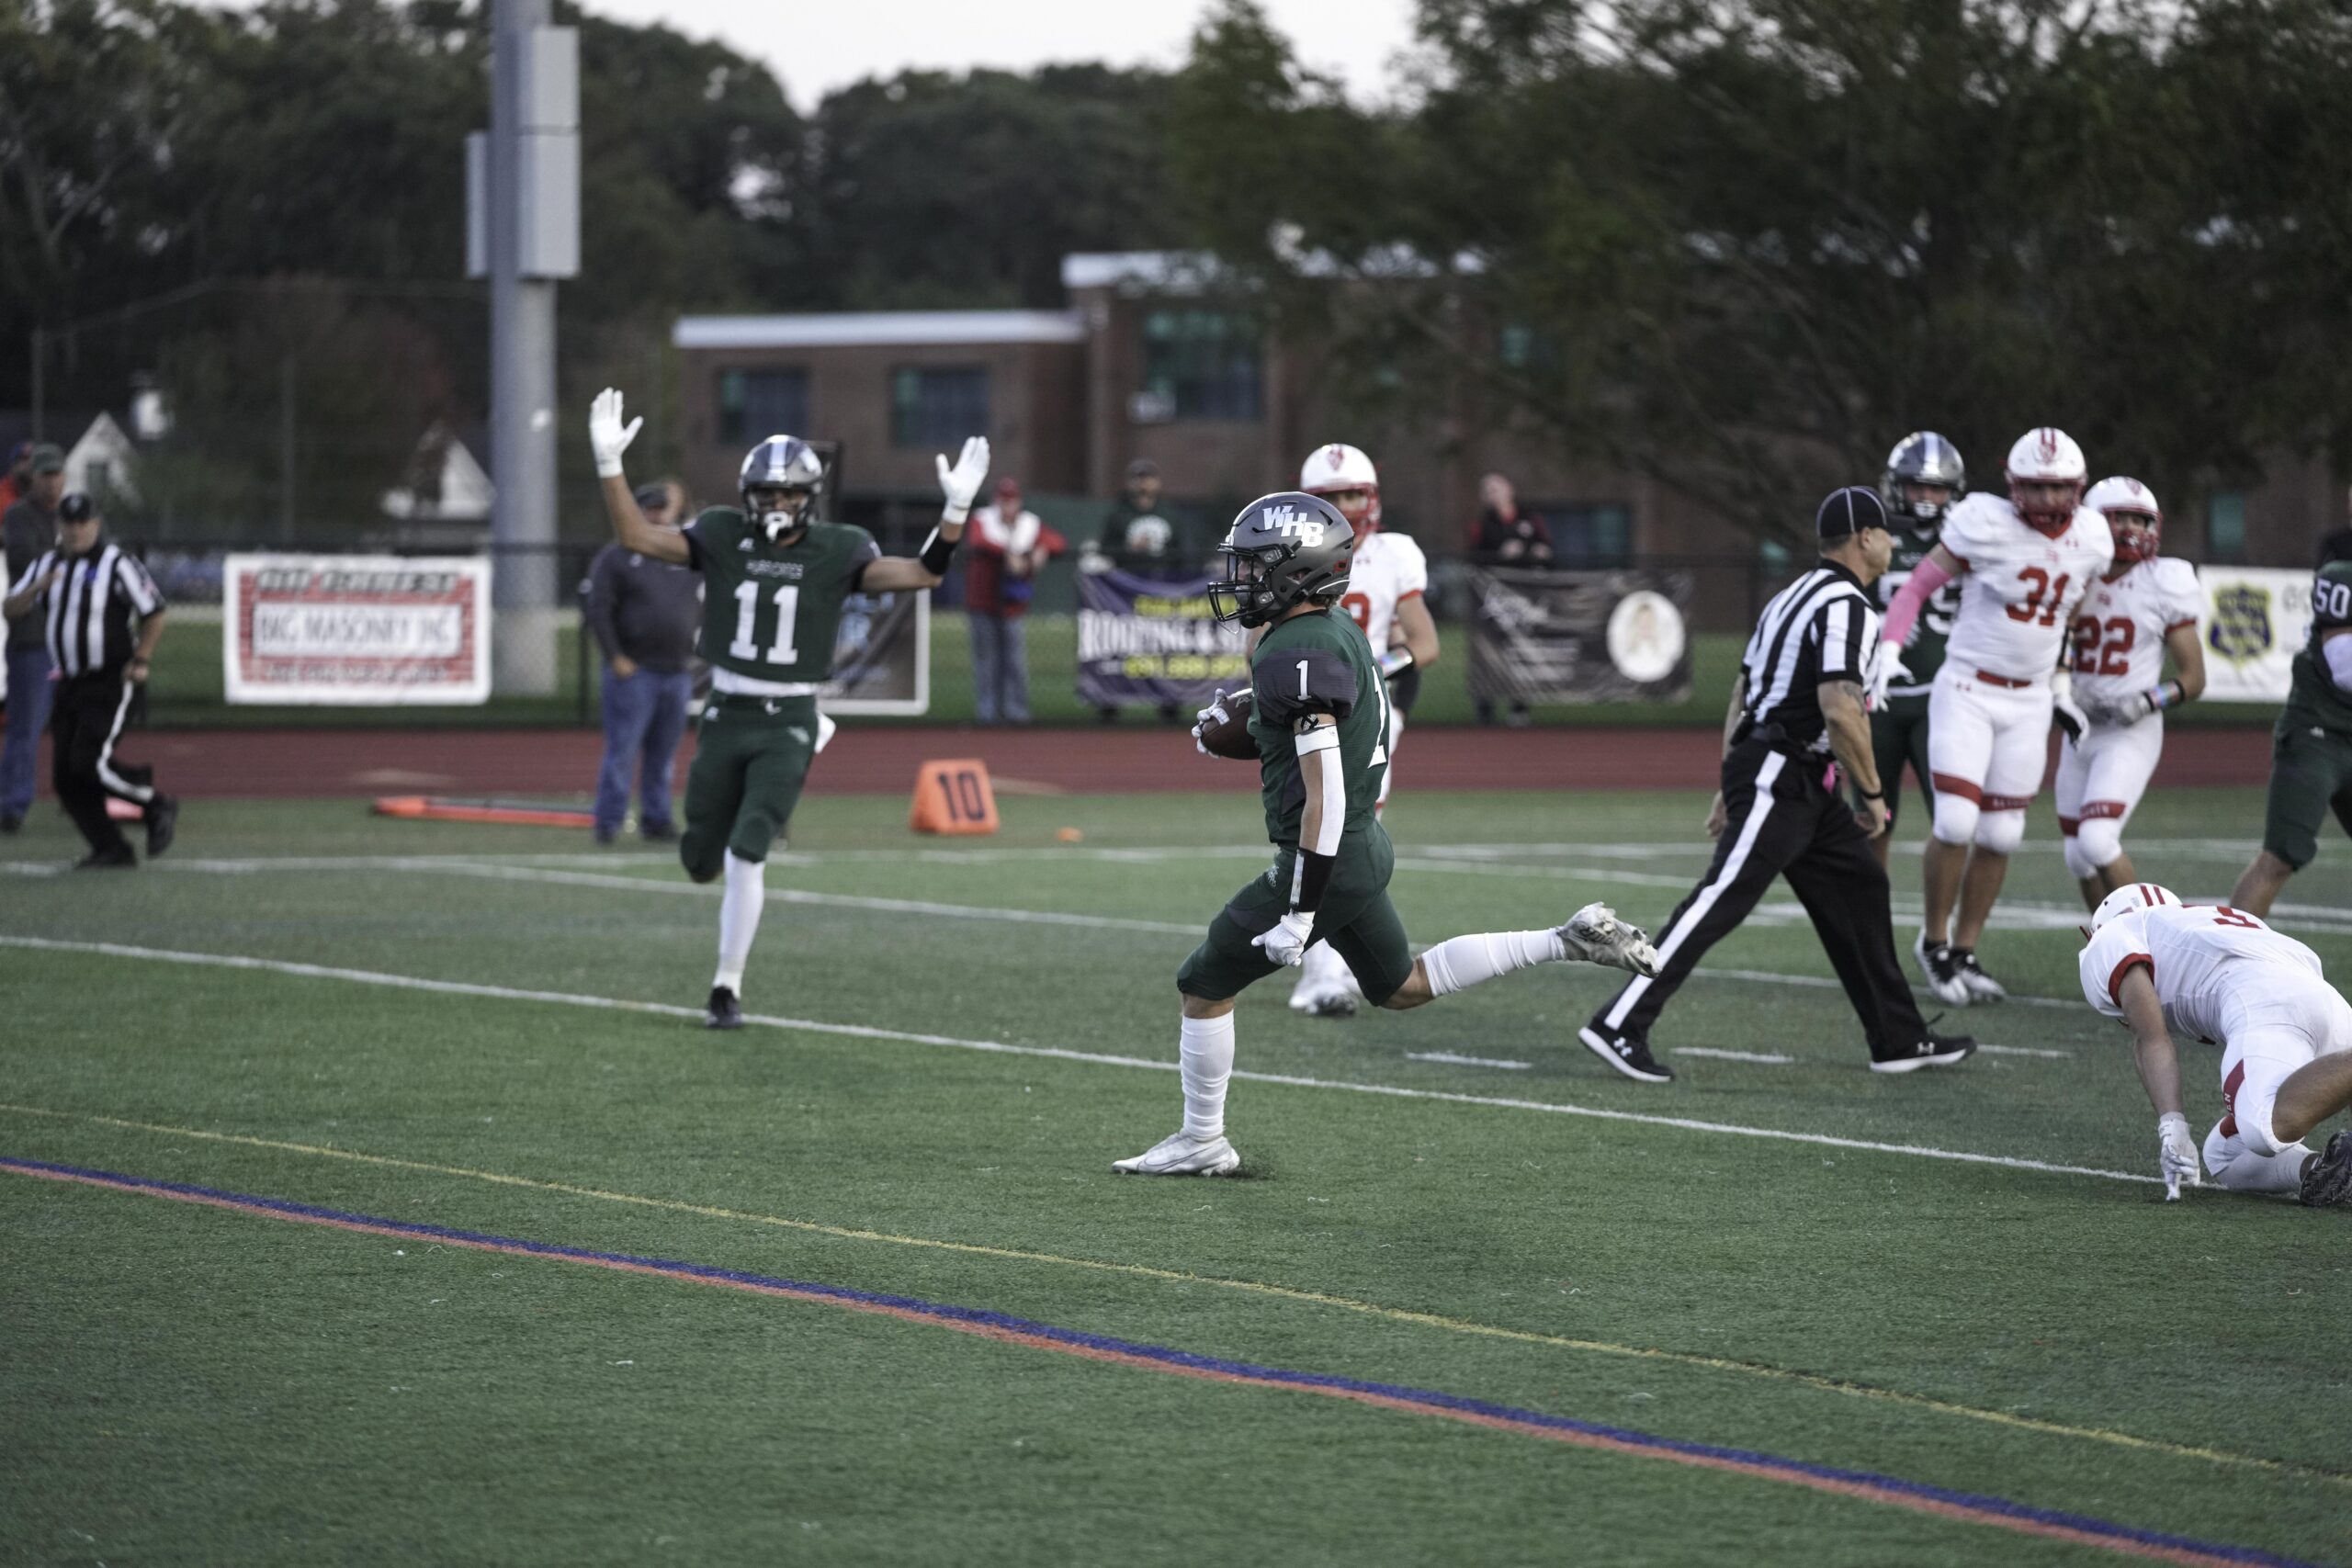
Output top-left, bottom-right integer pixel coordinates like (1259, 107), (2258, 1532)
(0, 443), (66, 831)
(582, 480), (703, 843)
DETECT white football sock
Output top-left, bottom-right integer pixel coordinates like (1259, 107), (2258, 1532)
(1419, 929), (1568, 998)
(713, 851), (765, 994)
(1179, 1013), (1236, 1140)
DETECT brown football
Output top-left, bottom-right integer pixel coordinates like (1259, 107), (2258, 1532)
(1195, 688), (1259, 761)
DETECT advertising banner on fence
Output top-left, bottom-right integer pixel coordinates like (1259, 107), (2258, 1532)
(1075, 567), (1250, 710)
(819, 591), (928, 716)
(2196, 565), (2312, 705)
(223, 554), (492, 705)
(1465, 567), (1695, 705)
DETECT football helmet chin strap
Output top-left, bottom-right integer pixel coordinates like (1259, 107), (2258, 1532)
(752, 491), (812, 544)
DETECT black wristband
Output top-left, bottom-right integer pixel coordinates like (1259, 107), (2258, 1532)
(919, 528), (956, 576)
(1857, 784), (1884, 802)
(1294, 849), (1336, 915)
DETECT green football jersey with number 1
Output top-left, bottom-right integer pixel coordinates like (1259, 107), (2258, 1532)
(1248, 608), (1391, 847)
(684, 508), (882, 684)
(2281, 558), (2352, 738)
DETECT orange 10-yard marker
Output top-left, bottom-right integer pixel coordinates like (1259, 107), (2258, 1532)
(910, 759), (1000, 836)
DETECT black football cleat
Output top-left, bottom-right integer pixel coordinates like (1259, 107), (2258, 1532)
(145, 795), (179, 858)
(704, 986), (744, 1031)
(1577, 1022), (1676, 1083)
(2299, 1129), (2352, 1208)
(1871, 1031), (1977, 1074)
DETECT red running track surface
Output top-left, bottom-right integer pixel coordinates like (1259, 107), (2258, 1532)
(35, 724), (2274, 800)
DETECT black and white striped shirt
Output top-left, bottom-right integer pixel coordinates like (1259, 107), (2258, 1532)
(29, 543), (165, 678)
(1738, 560), (1879, 755)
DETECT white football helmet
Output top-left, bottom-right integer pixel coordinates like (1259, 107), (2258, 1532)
(1299, 442), (1381, 532)
(2088, 882), (2181, 935)
(2005, 427), (2088, 536)
(2085, 475), (2162, 566)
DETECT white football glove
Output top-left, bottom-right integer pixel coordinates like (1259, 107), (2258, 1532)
(935, 435), (991, 524)
(1251, 909), (1317, 967)
(589, 388), (642, 479)
(2158, 1111), (2202, 1201)
(1192, 689), (1235, 755)
(1869, 648), (1912, 709)
(2051, 668), (2088, 742)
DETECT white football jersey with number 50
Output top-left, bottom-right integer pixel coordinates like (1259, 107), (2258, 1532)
(1340, 530), (1429, 654)
(1939, 493), (2115, 682)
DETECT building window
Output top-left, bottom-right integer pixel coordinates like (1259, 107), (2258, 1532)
(891, 367), (989, 449)
(2208, 491), (2245, 562)
(1550, 503), (1633, 567)
(1140, 309), (1262, 421)
(718, 367), (809, 446)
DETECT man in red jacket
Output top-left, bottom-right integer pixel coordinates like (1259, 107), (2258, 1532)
(964, 476), (1064, 726)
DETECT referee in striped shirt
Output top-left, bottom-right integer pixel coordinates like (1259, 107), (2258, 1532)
(1578, 487), (1974, 1080)
(1, 493), (177, 867)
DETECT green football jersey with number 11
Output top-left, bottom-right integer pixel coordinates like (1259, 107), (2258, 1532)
(684, 508), (882, 684)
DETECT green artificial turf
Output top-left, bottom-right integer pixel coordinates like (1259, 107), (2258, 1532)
(3, 788), (2347, 1566)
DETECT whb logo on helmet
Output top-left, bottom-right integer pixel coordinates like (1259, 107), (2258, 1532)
(1207, 491), (1355, 627)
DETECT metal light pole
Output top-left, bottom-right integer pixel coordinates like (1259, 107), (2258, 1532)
(472, 0), (578, 695)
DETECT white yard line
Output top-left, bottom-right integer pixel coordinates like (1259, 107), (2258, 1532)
(0, 934), (2159, 1188)
(1673, 1048), (1794, 1065)
(1405, 1052), (1532, 1070)
(1975, 1043), (2074, 1060)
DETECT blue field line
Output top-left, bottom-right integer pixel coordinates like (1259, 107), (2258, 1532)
(3, 1154), (2329, 1568)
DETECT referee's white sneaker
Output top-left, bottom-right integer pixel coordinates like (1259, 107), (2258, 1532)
(1559, 904), (1662, 977)
(1113, 1130), (1240, 1177)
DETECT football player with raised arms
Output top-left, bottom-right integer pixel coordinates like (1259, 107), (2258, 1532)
(1879, 426), (2113, 1006)
(2055, 479), (2206, 908)
(1867, 432), (1967, 869)
(2078, 884), (2352, 1206)
(588, 389), (991, 1029)
(1286, 441), (1441, 1018)
(1120, 492), (1660, 1176)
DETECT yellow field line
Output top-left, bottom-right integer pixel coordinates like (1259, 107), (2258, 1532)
(6, 1099), (2343, 1489)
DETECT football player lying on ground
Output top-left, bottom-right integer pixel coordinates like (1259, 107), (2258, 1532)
(589, 388), (991, 1030)
(2078, 884), (2352, 1206)
(1117, 491), (1662, 1177)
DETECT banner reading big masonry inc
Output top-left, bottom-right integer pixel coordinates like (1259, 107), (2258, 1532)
(819, 590), (928, 716)
(1075, 566), (1250, 709)
(223, 554), (492, 705)
(2196, 565), (2313, 704)
(1465, 567), (1695, 705)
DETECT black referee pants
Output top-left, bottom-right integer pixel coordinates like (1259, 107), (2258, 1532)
(51, 671), (155, 856)
(1590, 737), (1928, 1055)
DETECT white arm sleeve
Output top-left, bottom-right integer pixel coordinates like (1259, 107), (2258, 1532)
(2325, 632), (2352, 693)
(1294, 725), (1344, 856)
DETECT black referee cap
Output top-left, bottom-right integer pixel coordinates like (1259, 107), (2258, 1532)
(1816, 486), (1888, 540)
(58, 492), (96, 523)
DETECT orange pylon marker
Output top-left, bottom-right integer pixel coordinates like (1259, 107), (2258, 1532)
(910, 758), (1000, 836)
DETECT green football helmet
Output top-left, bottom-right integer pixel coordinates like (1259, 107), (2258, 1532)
(739, 435), (826, 543)
(1207, 491), (1355, 628)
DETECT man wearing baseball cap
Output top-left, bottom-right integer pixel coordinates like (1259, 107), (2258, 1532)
(0, 443), (67, 830)
(1577, 486), (1975, 1080)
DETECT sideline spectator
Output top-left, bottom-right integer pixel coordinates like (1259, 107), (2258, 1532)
(2, 492), (176, 867)
(964, 476), (1065, 726)
(1469, 471), (1546, 726)
(0, 444), (66, 831)
(1089, 459), (1186, 577)
(0, 442), (32, 514)
(582, 480), (700, 844)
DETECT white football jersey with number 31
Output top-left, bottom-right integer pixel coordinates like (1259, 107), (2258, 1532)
(1939, 493), (2115, 681)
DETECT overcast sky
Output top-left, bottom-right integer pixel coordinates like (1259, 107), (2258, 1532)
(578, 0), (1419, 109)
(584, 0), (1417, 109)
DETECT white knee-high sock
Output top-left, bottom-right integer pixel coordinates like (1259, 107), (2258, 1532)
(714, 851), (766, 994)
(1420, 929), (1567, 998)
(1180, 1014), (1236, 1140)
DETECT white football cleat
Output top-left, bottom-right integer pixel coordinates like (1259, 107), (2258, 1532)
(1288, 942), (1361, 1017)
(1113, 1130), (1241, 1177)
(1558, 903), (1661, 977)
(1914, 931), (1973, 1008)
